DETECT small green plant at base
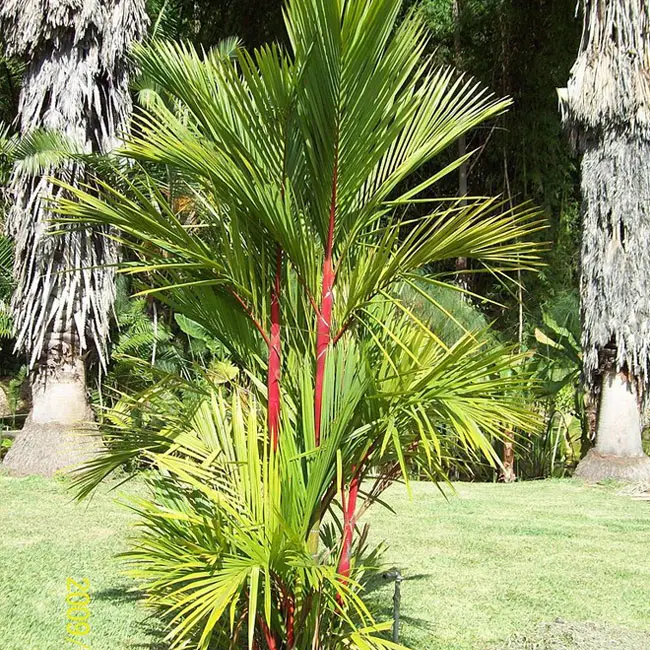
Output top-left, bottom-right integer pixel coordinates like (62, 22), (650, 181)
(0, 435), (12, 460)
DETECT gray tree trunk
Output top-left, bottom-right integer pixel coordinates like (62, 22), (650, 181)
(576, 369), (650, 482)
(0, 0), (147, 476)
(5, 346), (99, 477)
(559, 0), (650, 482)
(452, 0), (470, 292)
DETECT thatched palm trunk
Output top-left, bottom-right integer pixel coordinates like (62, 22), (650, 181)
(560, 0), (650, 482)
(574, 136), (650, 482)
(0, 0), (146, 476)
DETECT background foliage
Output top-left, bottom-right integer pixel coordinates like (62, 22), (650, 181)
(0, 0), (585, 473)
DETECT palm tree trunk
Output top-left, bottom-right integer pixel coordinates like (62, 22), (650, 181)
(576, 367), (650, 482)
(4, 332), (99, 476)
(570, 137), (650, 482)
(314, 156), (338, 446)
(0, 0), (147, 476)
(501, 429), (517, 483)
(452, 0), (469, 290)
(560, 0), (650, 482)
(337, 472), (360, 579)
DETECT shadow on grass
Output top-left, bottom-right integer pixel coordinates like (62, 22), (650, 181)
(127, 626), (169, 650)
(93, 585), (169, 650)
(93, 585), (143, 604)
(125, 617), (169, 650)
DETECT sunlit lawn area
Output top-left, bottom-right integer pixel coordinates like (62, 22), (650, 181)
(365, 480), (650, 650)
(1, 476), (649, 650)
(0, 475), (160, 650)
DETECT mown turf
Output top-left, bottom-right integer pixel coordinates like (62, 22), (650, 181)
(0, 475), (160, 650)
(497, 620), (650, 650)
(1, 476), (649, 650)
(364, 480), (650, 650)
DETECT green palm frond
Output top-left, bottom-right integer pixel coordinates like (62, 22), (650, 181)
(12, 128), (86, 175)
(119, 388), (400, 650)
(0, 234), (14, 337)
(0, 122), (17, 224)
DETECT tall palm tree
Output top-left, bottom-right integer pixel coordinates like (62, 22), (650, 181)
(559, 0), (650, 481)
(0, 0), (147, 476)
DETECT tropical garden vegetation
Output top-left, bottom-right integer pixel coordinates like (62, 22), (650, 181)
(1, 1), (649, 650)
(53, 0), (544, 645)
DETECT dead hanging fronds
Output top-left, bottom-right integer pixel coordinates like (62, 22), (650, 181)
(558, 0), (650, 143)
(558, 0), (650, 397)
(0, 0), (148, 368)
(580, 137), (650, 392)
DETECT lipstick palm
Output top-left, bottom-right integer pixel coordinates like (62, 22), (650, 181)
(59, 0), (543, 647)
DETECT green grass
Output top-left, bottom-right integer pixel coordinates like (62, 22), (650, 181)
(0, 475), (161, 650)
(364, 480), (650, 650)
(1, 476), (649, 650)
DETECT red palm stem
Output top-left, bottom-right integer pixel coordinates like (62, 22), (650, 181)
(267, 246), (282, 450)
(337, 470), (360, 579)
(258, 614), (279, 650)
(314, 163), (338, 445)
(277, 580), (295, 647)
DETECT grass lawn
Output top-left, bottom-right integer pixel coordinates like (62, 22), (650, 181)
(0, 475), (161, 650)
(1, 476), (649, 650)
